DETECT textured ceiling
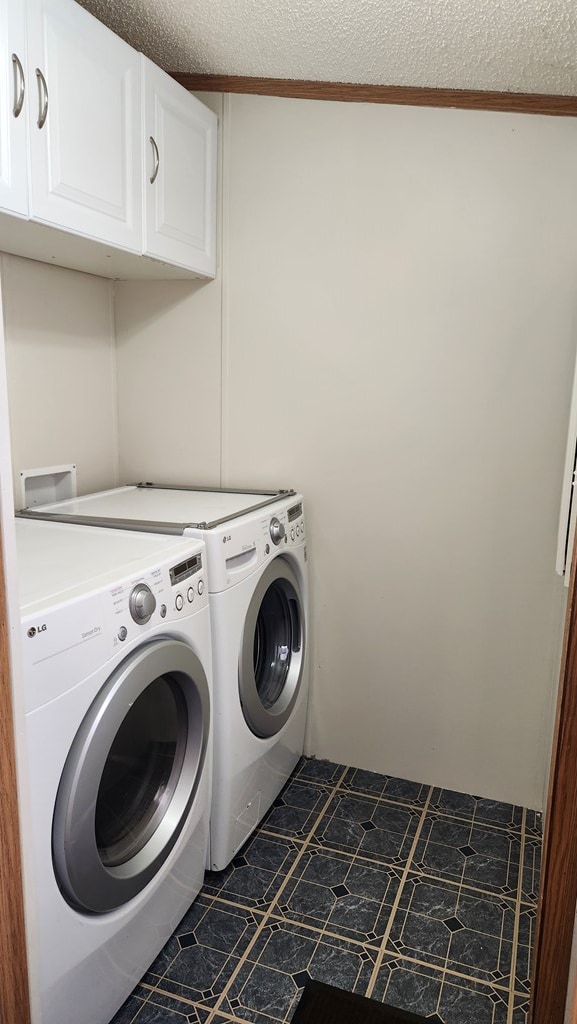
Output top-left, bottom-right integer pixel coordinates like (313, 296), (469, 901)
(76, 0), (577, 96)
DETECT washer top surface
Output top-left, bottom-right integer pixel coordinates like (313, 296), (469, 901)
(30, 485), (291, 530)
(16, 518), (205, 612)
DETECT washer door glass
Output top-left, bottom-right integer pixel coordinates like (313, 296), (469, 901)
(53, 638), (210, 915)
(240, 557), (306, 738)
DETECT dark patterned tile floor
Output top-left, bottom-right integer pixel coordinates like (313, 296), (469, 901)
(110, 759), (541, 1024)
(202, 833), (301, 910)
(411, 813), (522, 899)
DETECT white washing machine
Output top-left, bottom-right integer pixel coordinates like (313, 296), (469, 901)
(16, 518), (212, 1024)
(19, 484), (309, 870)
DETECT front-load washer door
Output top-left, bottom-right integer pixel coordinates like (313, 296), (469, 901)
(239, 556), (306, 738)
(52, 638), (210, 914)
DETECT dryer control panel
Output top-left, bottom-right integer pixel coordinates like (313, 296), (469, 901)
(107, 553), (207, 651)
(20, 549), (209, 714)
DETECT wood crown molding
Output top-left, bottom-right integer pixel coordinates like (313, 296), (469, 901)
(170, 74), (577, 117)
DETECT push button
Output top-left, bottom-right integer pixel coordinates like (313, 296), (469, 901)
(118, 626), (128, 641)
(187, 587), (195, 603)
(175, 593), (184, 611)
(197, 580), (205, 596)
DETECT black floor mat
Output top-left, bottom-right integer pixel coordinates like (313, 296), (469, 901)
(291, 980), (432, 1023)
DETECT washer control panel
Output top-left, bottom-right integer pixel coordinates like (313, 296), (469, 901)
(263, 502), (305, 553)
(206, 495), (305, 594)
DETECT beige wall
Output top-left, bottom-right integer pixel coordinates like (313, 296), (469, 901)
(222, 95), (577, 809)
(113, 277), (222, 486)
(1, 254), (118, 503)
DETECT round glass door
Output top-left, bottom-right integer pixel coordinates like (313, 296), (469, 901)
(53, 639), (210, 915)
(95, 675), (188, 867)
(240, 557), (306, 738)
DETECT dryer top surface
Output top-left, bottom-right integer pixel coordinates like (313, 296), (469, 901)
(16, 518), (205, 612)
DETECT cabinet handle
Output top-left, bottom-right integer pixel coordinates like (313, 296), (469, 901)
(149, 136), (160, 184)
(11, 54), (25, 118)
(35, 69), (48, 129)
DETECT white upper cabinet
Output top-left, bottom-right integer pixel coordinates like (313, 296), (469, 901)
(0, 0), (28, 217)
(25, 0), (142, 251)
(143, 58), (217, 276)
(0, 0), (216, 278)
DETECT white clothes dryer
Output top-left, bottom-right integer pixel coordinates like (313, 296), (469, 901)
(19, 484), (310, 870)
(16, 519), (212, 1024)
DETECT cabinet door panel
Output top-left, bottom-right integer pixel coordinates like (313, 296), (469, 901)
(0, 0), (28, 217)
(144, 60), (217, 276)
(26, 0), (142, 250)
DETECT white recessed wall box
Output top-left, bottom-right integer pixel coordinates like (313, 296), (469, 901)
(19, 464), (77, 510)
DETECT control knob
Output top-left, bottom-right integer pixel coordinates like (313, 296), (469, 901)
(129, 583), (156, 624)
(269, 516), (285, 545)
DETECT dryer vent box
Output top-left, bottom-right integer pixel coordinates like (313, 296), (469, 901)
(20, 464), (77, 509)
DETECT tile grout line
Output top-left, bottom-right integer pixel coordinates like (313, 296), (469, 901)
(365, 786), (433, 999)
(266, 906), (384, 954)
(128, 985), (157, 1023)
(403, 867), (523, 905)
(506, 806), (527, 1024)
(203, 766), (350, 1023)
(206, 1012), (275, 1024)
(138, 981), (205, 1010)
(439, 802), (472, 989)
(205, 894), (269, 916)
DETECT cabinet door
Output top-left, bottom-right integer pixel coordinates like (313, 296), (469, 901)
(144, 59), (217, 277)
(0, 0), (28, 217)
(26, 0), (142, 251)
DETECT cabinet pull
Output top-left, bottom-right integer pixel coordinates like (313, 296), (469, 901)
(35, 69), (48, 129)
(149, 136), (160, 184)
(11, 54), (25, 118)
